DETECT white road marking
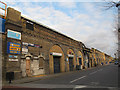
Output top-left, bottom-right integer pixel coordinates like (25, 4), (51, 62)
(70, 76), (86, 83)
(89, 71), (97, 75)
(74, 85), (87, 88)
(89, 69), (103, 75)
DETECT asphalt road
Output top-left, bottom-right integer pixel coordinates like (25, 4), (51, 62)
(30, 64), (118, 87)
(7, 64), (118, 90)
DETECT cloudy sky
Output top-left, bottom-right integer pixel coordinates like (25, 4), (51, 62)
(2, 0), (118, 57)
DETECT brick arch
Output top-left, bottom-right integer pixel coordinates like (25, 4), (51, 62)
(50, 44), (64, 53)
(66, 48), (76, 71)
(49, 45), (65, 74)
(67, 48), (75, 55)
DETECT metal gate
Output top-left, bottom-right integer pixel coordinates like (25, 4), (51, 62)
(79, 58), (82, 69)
(69, 57), (73, 71)
(79, 58), (82, 65)
(53, 56), (60, 73)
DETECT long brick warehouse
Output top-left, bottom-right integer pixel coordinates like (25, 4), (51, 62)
(1, 7), (113, 81)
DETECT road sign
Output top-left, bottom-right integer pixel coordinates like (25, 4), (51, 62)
(7, 29), (21, 40)
(7, 42), (21, 54)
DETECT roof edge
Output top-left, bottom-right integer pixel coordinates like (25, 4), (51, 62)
(21, 15), (82, 43)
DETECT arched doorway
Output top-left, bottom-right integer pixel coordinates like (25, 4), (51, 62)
(66, 49), (76, 71)
(77, 51), (83, 70)
(49, 45), (65, 74)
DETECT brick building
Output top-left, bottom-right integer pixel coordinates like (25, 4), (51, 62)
(1, 7), (113, 81)
(91, 48), (106, 66)
(2, 7), (85, 80)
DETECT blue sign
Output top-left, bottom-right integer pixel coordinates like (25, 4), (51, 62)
(7, 42), (21, 54)
(9, 55), (13, 58)
(0, 17), (5, 33)
(7, 29), (21, 40)
(9, 55), (18, 58)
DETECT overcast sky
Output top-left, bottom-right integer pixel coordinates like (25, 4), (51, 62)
(2, 0), (118, 57)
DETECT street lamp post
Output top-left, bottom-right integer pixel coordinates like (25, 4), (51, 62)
(116, 1), (120, 62)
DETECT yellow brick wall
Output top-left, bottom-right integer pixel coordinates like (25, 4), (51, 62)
(49, 45), (65, 74)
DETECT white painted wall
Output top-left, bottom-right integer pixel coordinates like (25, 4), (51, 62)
(21, 59), (26, 77)
(21, 59), (45, 77)
(32, 60), (44, 75)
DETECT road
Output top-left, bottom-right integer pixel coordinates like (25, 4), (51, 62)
(4, 64), (119, 90)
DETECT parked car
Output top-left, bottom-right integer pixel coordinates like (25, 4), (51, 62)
(118, 63), (120, 67)
(118, 61), (120, 67)
(114, 61), (118, 65)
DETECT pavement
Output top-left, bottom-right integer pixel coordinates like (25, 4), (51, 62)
(3, 65), (99, 85)
(3, 68), (91, 85)
(2, 64), (119, 90)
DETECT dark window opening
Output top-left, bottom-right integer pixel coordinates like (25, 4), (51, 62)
(26, 21), (34, 30)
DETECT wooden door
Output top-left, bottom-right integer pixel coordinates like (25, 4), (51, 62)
(26, 59), (31, 76)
